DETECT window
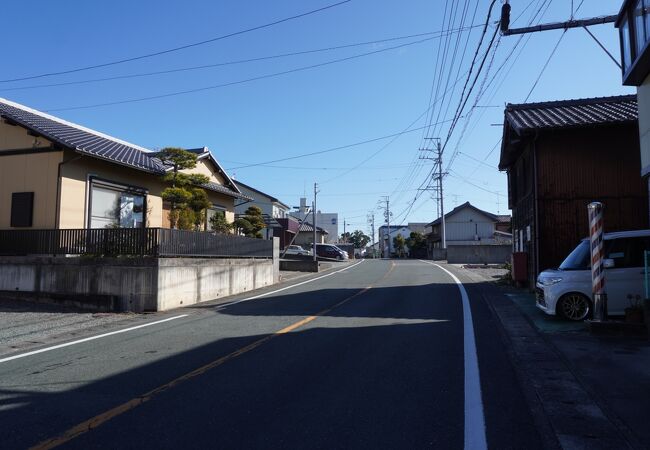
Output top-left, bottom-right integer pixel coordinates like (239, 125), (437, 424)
(89, 181), (145, 229)
(559, 240), (590, 270)
(206, 207), (226, 231)
(605, 237), (650, 268)
(621, 17), (632, 71)
(634, 0), (646, 56)
(10, 192), (34, 227)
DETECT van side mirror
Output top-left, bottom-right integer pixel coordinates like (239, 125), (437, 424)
(603, 258), (615, 269)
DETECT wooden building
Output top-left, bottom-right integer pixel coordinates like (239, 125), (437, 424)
(499, 95), (648, 287)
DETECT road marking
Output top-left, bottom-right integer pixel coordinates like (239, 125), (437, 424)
(0, 315), (188, 365)
(3, 260), (366, 365)
(30, 286), (372, 450)
(215, 259), (365, 309)
(420, 260), (487, 450)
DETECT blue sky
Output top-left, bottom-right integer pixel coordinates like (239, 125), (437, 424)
(2, 1), (631, 236)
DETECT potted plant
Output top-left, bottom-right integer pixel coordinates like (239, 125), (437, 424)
(625, 294), (644, 323)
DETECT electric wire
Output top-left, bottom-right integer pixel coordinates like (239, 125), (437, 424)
(0, 0), (352, 83)
(45, 35), (440, 112)
(0, 25), (484, 93)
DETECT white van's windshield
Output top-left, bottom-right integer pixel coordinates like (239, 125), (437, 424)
(559, 240), (591, 270)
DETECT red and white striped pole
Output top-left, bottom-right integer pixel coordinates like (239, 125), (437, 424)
(588, 202), (607, 321)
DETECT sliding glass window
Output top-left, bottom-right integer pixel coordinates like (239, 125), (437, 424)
(89, 181), (146, 229)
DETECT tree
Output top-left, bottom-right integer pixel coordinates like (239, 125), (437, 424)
(393, 233), (406, 258)
(342, 230), (370, 248)
(158, 147), (211, 230)
(233, 205), (266, 238)
(405, 231), (427, 258)
(209, 212), (233, 234)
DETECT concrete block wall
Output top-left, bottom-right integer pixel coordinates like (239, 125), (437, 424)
(0, 252), (277, 312)
(157, 258), (275, 310)
(446, 245), (511, 264)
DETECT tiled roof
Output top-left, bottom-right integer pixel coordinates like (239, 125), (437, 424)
(428, 202), (498, 226)
(496, 215), (511, 223)
(0, 98), (247, 199)
(299, 222), (328, 234)
(0, 98), (165, 173)
(203, 182), (252, 200)
(504, 94), (637, 134)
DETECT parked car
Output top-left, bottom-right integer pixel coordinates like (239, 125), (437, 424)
(284, 245), (311, 256)
(316, 244), (348, 260)
(536, 230), (650, 321)
(333, 245), (349, 259)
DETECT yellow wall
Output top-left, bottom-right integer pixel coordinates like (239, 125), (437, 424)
(0, 121), (61, 228)
(0, 118), (237, 230)
(181, 157), (227, 185)
(59, 155), (235, 229)
(0, 120), (52, 150)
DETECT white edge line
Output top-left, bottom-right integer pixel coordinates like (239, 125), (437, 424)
(0, 260), (366, 364)
(216, 259), (366, 309)
(0, 314), (189, 364)
(420, 260), (487, 450)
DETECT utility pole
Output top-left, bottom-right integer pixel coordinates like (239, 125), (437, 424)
(367, 212), (375, 258)
(313, 182), (319, 262)
(378, 196), (391, 257)
(499, 1), (620, 69)
(343, 219), (347, 243)
(500, 1), (616, 36)
(420, 138), (446, 249)
(437, 139), (446, 249)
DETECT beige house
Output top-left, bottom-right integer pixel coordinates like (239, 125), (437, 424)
(0, 98), (248, 231)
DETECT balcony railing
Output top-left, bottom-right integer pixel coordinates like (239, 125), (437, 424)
(0, 228), (272, 258)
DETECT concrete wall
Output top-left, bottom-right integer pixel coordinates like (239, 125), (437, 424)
(0, 251), (279, 312)
(156, 257), (275, 310)
(446, 245), (511, 264)
(430, 249), (448, 260)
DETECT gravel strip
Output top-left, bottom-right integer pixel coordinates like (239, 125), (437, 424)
(0, 299), (142, 357)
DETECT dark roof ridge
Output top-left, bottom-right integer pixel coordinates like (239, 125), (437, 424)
(506, 94), (636, 111)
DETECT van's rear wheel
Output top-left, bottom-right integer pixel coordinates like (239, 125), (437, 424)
(557, 293), (591, 321)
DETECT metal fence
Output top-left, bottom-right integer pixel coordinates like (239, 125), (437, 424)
(0, 228), (272, 258)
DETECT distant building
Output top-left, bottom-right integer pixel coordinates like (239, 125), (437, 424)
(378, 223), (427, 257)
(426, 202), (511, 248)
(291, 197), (339, 243)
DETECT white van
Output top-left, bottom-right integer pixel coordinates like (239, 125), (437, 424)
(536, 230), (650, 321)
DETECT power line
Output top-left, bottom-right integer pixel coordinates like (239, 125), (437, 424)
(0, 25), (484, 93)
(225, 123), (444, 170)
(45, 35), (440, 112)
(0, 0), (352, 83)
(524, 30), (566, 102)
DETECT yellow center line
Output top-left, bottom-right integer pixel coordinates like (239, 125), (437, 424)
(30, 285), (374, 450)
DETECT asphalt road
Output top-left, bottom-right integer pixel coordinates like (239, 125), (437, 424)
(0, 260), (543, 449)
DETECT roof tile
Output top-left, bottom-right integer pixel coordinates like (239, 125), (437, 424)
(505, 94), (637, 134)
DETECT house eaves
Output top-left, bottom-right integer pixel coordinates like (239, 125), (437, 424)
(499, 94), (637, 170)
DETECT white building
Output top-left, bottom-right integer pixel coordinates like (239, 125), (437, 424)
(234, 180), (290, 239)
(427, 202), (511, 248)
(377, 223), (427, 257)
(291, 197), (339, 243)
